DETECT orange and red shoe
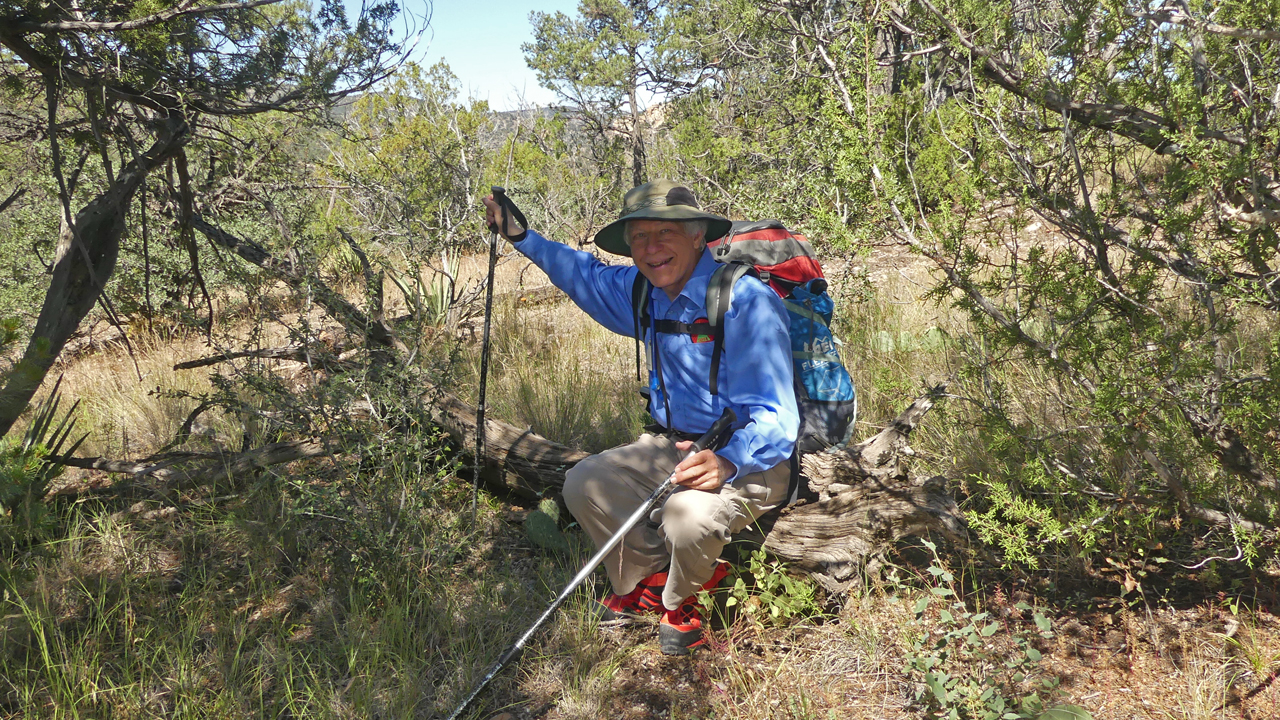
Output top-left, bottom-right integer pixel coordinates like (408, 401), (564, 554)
(595, 569), (669, 625)
(658, 561), (730, 655)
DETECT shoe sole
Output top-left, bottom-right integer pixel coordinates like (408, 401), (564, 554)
(659, 623), (704, 655)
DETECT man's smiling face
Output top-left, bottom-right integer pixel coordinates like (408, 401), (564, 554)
(627, 220), (705, 300)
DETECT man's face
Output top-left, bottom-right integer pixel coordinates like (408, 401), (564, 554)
(628, 220), (705, 299)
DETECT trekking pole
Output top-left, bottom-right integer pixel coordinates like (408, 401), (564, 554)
(474, 187), (521, 524)
(444, 408), (737, 720)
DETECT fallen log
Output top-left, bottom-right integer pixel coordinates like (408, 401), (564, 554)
(428, 383), (966, 592)
(172, 343), (352, 371)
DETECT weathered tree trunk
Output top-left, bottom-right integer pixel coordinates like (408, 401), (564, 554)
(430, 383), (966, 592)
(0, 118), (189, 438)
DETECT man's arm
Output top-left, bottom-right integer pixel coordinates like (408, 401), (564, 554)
(482, 194), (637, 336)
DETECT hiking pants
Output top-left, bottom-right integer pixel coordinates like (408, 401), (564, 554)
(563, 432), (791, 610)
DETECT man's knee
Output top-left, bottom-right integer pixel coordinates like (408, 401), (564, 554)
(563, 456), (608, 519)
(660, 490), (728, 546)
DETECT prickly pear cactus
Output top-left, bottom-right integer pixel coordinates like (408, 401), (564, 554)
(525, 497), (569, 554)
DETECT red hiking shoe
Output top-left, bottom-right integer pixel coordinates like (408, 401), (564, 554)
(659, 561), (730, 655)
(595, 569), (668, 625)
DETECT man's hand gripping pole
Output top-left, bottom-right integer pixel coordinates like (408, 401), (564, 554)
(445, 408), (737, 720)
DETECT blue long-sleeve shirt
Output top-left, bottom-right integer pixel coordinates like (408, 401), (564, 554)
(511, 229), (799, 483)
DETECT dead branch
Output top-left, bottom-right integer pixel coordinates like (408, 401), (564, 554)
(1130, 7), (1280, 43)
(0, 186), (24, 214)
(16, 0), (285, 33)
(49, 439), (329, 492)
(192, 216), (407, 353)
(172, 343), (351, 370)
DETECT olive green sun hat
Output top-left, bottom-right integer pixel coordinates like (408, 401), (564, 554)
(593, 179), (732, 257)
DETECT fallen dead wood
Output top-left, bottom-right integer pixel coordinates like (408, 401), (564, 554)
(428, 383), (967, 592)
(50, 439), (329, 494)
(426, 390), (588, 499)
(495, 284), (565, 307)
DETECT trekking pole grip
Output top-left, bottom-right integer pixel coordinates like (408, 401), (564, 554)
(488, 185), (528, 237)
(691, 408), (736, 454)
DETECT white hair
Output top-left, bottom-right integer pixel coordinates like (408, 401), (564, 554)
(625, 219), (709, 247)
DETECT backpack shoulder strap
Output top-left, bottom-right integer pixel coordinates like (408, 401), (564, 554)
(705, 262), (754, 396)
(631, 272), (652, 382)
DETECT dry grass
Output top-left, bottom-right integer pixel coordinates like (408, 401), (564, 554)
(31, 332), (223, 457)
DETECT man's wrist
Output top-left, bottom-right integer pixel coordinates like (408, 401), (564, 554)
(717, 454), (737, 485)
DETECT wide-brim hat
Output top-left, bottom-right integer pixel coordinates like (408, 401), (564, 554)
(594, 179), (731, 256)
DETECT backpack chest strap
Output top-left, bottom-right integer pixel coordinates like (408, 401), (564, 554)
(651, 319), (716, 337)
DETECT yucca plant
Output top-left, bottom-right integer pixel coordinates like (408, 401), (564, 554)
(387, 248), (460, 327)
(1, 377), (85, 548)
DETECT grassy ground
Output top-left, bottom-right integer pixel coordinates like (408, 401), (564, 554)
(2, 244), (1279, 719)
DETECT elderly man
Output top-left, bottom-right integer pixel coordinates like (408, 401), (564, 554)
(482, 180), (798, 655)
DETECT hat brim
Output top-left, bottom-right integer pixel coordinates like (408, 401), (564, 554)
(594, 206), (731, 257)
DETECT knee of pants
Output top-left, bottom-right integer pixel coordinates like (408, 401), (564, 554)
(660, 491), (727, 546)
(562, 457), (607, 520)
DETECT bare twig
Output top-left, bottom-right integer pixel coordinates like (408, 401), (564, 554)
(0, 186), (25, 214)
(49, 439), (329, 491)
(18, 0), (285, 33)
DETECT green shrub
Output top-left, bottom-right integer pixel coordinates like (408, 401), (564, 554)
(1, 380), (83, 552)
(715, 548), (825, 628)
(904, 541), (1060, 720)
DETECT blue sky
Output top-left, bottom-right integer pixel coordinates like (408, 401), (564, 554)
(400, 0), (583, 110)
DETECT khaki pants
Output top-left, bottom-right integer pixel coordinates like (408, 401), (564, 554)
(563, 433), (791, 610)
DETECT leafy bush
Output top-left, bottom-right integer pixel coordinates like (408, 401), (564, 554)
(904, 541), (1060, 720)
(714, 548), (825, 628)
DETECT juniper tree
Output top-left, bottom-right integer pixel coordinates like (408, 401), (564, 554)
(0, 0), (414, 437)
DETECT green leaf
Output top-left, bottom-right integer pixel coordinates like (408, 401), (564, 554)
(926, 671), (950, 703)
(1033, 613), (1051, 632)
(1026, 647), (1042, 662)
(940, 609), (954, 623)
(981, 622), (1000, 637)
(915, 597), (930, 614)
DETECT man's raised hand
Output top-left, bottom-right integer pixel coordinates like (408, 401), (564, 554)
(482, 194), (526, 240)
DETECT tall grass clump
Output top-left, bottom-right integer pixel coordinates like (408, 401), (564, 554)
(481, 300), (646, 452)
(35, 333), (230, 458)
